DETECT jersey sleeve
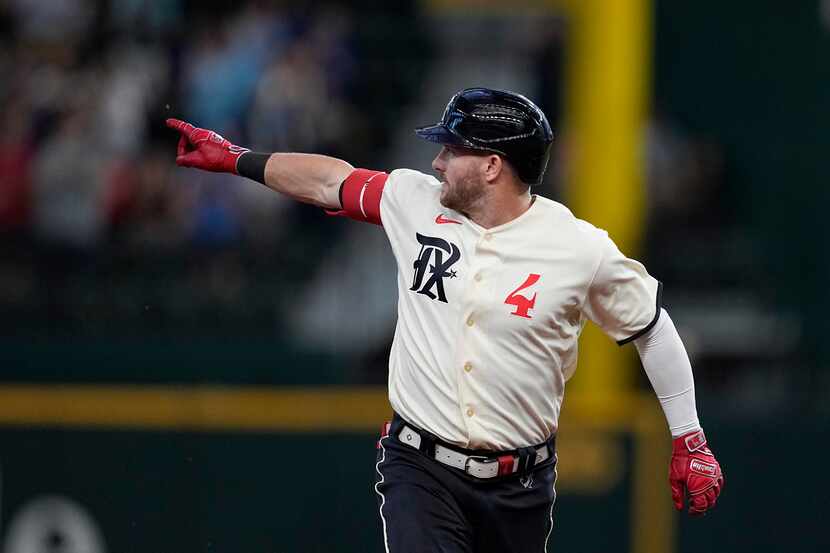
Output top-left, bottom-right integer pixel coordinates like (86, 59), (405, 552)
(325, 168), (389, 225)
(582, 232), (663, 345)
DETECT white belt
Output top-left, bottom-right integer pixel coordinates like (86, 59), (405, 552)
(397, 424), (550, 479)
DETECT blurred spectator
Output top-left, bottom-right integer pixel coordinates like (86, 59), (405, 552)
(0, 96), (34, 236)
(247, 7), (355, 153)
(182, 5), (284, 133)
(188, 173), (244, 249)
(32, 103), (106, 250)
(99, 41), (171, 156)
(105, 148), (189, 251)
(248, 40), (331, 152)
(304, 5), (357, 100)
(232, 171), (293, 248)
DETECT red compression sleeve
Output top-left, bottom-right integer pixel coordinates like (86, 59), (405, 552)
(325, 169), (388, 225)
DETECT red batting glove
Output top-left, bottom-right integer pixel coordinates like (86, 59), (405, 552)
(669, 429), (724, 516)
(165, 118), (249, 174)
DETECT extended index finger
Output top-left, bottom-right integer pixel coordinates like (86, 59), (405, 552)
(166, 118), (195, 140)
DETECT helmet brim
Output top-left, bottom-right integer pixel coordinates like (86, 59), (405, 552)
(414, 124), (470, 146)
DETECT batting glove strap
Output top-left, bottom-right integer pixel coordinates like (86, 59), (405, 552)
(680, 429), (708, 452)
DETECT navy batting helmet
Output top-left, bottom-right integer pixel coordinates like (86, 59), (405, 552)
(414, 87), (554, 186)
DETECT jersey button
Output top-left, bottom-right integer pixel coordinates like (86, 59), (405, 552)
(464, 362), (473, 373)
(474, 273), (482, 282)
(466, 408), (475, 417)
(466, 317), (474, 327)
(484, 233), (492, 241)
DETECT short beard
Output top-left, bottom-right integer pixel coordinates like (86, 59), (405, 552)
(440, 171), (486, 214)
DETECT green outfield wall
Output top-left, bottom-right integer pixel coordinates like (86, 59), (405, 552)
(0, 423), (825, 553)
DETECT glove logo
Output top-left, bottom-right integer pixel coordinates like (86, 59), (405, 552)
(690, 459), (717, 477)
(410, 233), (461, 303)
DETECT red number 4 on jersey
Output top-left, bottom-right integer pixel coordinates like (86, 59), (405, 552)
(504, 274), (541, 318)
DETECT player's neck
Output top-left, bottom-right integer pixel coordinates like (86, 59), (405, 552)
(465, 187), (533, 229)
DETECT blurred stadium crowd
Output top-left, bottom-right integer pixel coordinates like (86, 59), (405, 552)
(0, 0), (429, 339)
(1, 1), (352, 252)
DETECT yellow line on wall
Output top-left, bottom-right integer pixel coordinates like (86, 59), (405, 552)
(0, 384), (658, 432)
(0, 385), (393, 431)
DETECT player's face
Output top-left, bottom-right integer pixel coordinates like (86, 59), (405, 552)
(432, 145), (488, 213)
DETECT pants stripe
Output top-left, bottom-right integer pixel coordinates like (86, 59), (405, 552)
(543, 453), (558, 552)
(374, 435), (391, 553)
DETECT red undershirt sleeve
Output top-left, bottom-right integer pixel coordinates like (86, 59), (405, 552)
(324, 168), (389, 225)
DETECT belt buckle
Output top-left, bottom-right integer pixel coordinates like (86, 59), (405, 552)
(464, 454), (495, 477)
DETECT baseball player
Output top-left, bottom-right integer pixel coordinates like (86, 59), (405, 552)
(167, 87), (723, 552)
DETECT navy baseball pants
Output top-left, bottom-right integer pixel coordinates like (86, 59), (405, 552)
(374, 414), (557, 553)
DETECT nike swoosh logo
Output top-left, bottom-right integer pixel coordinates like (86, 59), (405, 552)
(435, 214), (462, 225)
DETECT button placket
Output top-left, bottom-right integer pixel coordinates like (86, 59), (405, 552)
(457, 232), (488, 435)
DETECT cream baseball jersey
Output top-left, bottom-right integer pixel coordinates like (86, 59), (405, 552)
(334, 168), (662, 450)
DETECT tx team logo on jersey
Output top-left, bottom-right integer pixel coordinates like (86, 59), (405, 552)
(410, 233), (461, 303)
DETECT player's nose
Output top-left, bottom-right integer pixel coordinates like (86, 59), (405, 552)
(431, 150), (446, 173)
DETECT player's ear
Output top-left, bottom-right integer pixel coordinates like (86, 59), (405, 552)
(482, 153), (503, 184)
